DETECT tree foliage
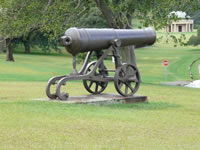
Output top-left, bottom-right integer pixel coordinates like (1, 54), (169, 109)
(0, 0), (43, 39)
(93, 0), (199, 30)
(78, 6), (108, 28)
(189, 10), (200, 28)
(0, 0), (90, 61)
(0, 0), (51, 61)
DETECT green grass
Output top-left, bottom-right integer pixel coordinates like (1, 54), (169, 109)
(0, 82), (200, 149)
(0, 31), (200, 149)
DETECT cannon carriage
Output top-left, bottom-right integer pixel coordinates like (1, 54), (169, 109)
(46, 27), (156, 100)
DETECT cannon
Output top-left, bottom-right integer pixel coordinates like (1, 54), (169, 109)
(46, 27), (156, 100)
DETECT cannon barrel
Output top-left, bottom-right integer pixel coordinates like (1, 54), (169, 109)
(61, 27), (156, 55)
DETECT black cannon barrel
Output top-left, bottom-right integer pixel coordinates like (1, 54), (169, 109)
(61, 27), (156, 55)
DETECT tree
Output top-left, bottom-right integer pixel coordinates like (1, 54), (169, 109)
(93, 0), (200, 65)
(40, 0), (89, 45)
(0, 0), (89, 61)
(0, 0), (48, 61)
(5, 38), (14, 61)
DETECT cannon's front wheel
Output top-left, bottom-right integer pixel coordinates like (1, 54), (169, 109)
(83, 61), (108, 94)
(114, 63), (140, 97)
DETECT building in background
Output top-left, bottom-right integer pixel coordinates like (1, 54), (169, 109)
(166, 11), (194, 32)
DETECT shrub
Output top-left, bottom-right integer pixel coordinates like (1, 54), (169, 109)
(187, 35), (200, 46)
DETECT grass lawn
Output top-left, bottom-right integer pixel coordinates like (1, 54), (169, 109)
(0, 31), (200, 149)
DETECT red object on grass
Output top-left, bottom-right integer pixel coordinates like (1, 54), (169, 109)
(163, 60), (168, 66)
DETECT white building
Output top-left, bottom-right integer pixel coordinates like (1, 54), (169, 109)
(166, 11), (194, 32)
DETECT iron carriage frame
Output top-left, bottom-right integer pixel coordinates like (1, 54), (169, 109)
(46, 39), (141, 100)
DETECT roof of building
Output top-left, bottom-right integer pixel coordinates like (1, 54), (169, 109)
(170, 11), (191, 19)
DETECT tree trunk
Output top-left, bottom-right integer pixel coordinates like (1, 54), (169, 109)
(0, 38), (3, 53)
(121, 46), (136, 66)
(93, 0), (118, 28)
(94, 0), (136, 66)
(23, 40), (31, 53)
(6, 38), (15, 62)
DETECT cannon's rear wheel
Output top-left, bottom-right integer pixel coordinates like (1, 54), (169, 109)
(114, 63), (140, 97)
(83, 61), (108, 94)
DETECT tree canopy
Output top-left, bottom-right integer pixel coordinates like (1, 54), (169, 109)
(0, 0), (89, 61)
(93, 0), (199, 29)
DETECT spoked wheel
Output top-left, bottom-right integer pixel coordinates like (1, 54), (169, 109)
(83, 61), (108, 94)
(46, 76), (66, 99)
(114, 63), (140, 97)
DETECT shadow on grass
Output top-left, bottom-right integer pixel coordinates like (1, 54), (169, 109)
(102, 102), (181, 110)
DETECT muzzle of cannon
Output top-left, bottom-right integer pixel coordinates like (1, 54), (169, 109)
(46, 27), (156, 100)
(61, 27), (156, 55)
